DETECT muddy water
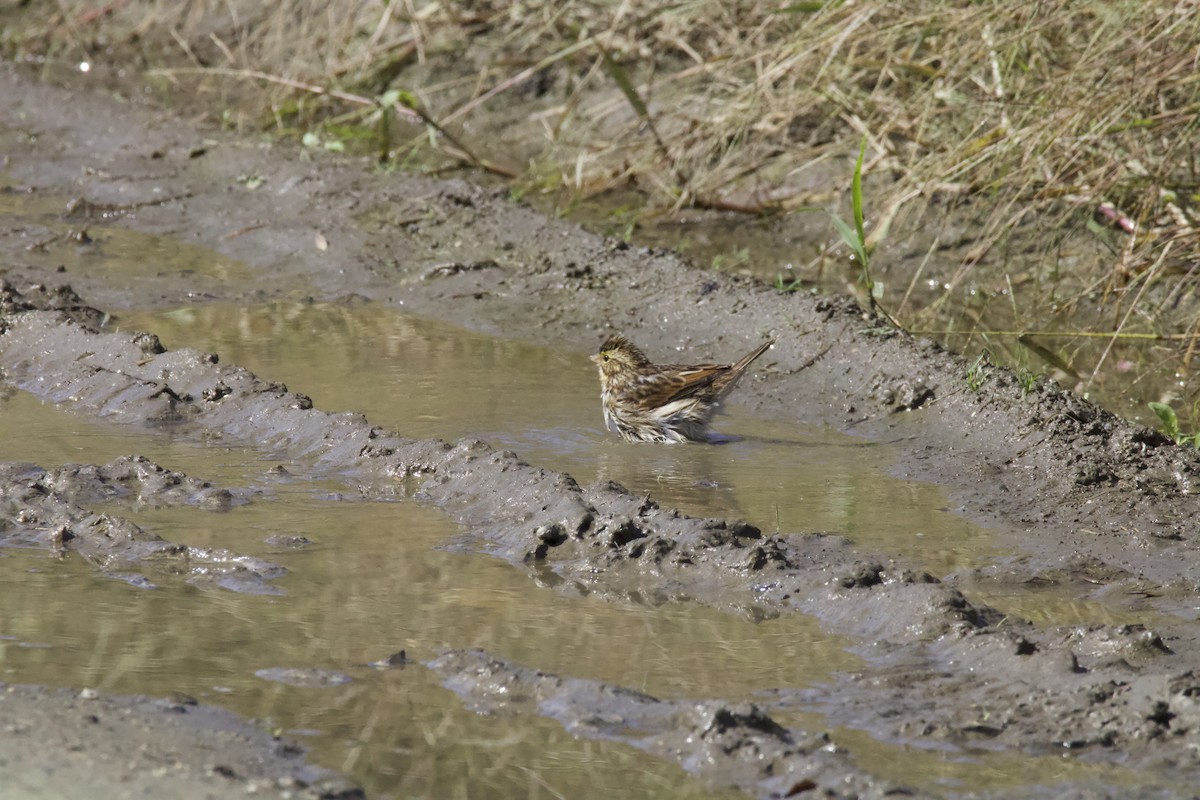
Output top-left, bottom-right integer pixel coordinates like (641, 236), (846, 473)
(0, 225), (1167, 797)
(0, 388), (277, 486)
(830, 725), (1144, 796)
(1, 394), (786, 798)
(115, 301), (1165, 632)
(115, 303), (1003, 579)
(0, 349), (1157, 797)
(3, 191), (255, 302)
(1, 197), (1167, 795)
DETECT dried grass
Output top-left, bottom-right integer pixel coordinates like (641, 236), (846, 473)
(15, 2), (1197, 262)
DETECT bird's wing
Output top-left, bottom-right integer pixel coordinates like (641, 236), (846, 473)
(633, 365), (728, 408)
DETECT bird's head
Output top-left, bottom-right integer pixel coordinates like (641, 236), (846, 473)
(590, 334), (651, 378)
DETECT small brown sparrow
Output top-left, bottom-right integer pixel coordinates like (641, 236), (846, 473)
(590, 334), (774, 443)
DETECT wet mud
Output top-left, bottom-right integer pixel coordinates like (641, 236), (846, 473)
(0, 683), (362, 800)
(0, 454), (280, 593)
(429, 648), (881, 799)
(3, 62), (1200, 798)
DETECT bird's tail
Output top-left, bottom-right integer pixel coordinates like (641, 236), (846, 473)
(732, 338), (775, 372)
(713, 338), (776, 400)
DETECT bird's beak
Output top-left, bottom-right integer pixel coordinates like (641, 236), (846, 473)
(589, 354), (601, 364)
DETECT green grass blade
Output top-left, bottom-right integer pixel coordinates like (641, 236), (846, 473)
(1017, 334), (1081, 380)
(599, 45), (650, 122)
(852, 135), (867, 246)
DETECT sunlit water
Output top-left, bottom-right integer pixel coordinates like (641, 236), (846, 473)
(3, 325), (1170, 800)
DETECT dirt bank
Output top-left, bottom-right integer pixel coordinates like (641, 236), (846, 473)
(3, 62), (1200, 798)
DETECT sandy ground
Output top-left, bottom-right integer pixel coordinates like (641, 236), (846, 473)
(4, 61), (1200, 799)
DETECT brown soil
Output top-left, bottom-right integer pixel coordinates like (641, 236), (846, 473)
(4, 62), (1200, 799)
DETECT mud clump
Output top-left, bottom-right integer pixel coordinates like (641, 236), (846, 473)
(430, 648), (896, 799)
(41, 454), (239, 510)
(0, 456), (280, 593)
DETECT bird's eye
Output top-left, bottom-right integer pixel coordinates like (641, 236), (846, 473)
(602, 354), (610, 361)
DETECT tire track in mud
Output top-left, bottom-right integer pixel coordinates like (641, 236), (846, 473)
(3, 282), (1199, 797)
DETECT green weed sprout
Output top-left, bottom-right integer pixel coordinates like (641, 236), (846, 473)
(1148, 402), (1200, 447)
(828, 136), (900, 328)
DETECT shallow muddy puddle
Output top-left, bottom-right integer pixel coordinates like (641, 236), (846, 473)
(0, 388), (280, 487)
(832, 725), (1167, 796)
(112, 301), (1172, 631)
(761, 706), (1185, 797)
(114, 302), (1010, 580)
(1, 313), (1159, 797)
(0, 549), (750, 799)
(0, 166), (1184, 800)
(959, 580), (1151, 628)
